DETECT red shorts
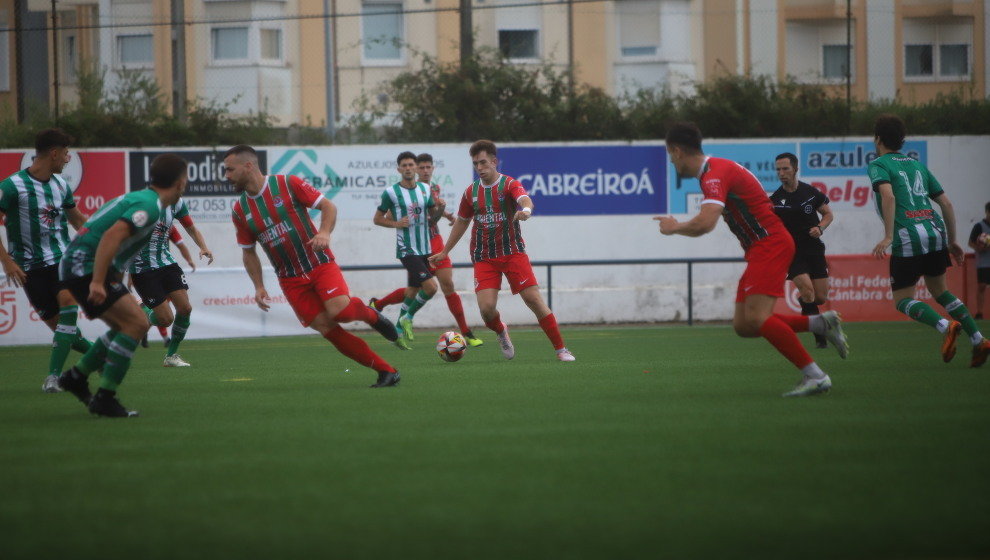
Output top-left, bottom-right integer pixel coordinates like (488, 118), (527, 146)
(474, 253), (539, 295)
(429, 234), (451, 272)
(278, 262), (350, 326)
(736, 234), (794, 303)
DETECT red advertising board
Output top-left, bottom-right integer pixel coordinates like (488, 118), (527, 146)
(774, 253), (978, 322)
(0, 150), (127, 221)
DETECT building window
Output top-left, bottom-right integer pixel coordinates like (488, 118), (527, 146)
(117, 34), (154, 67)
(496, 0), (540, 61)
(260, 28), (282, 61)
(617, 0), (660, 58)
(822, 44), (851, 79)
(499, 30), (538, 59)
(362, 2), (403, 62)
(212, 27), (249, 61)
(903, 18), (971, 80)
(63, 34), (78, 82)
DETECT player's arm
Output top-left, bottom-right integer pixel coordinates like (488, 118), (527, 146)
(242, 246), (270, 311)
(66, 207), (87, 230)
(430, 217), (470, 265)
(969, 224), (987, 253)
(178, 217), (214, 265)
(932, 192), (963, 264)
(871, 182), (896, 259)
(654, 203), (722, 237)
(810, 203), (834, 239)
(89, 220), (132, 305)
(0, 212), (27, 287)
(373, 209), (409, 229)
(428, 196), (445, 224)
(308, 197), (336, 251)
(513, 195), (534, 222)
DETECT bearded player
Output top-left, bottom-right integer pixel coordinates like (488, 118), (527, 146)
(224, 145), (402, 388)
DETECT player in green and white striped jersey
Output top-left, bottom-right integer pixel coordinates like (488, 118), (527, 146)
(869, 114), (989, 367)
(0, 128), (94, 393)
(128, 197), (214, 367)
(373, 151), (443, 348)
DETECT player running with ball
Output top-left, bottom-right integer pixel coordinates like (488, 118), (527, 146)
(429, 140), (574, 362)
(656, 122), (847, 397)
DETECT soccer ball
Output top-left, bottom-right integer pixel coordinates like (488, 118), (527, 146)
(436, 331), (467, 362)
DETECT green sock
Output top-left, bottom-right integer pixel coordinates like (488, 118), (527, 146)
(141, 305), (157, 325)
(99, 333), (139, 391)
(896, 298), (946, 330)
(70, 332), (93, 353)
(76, 330), (116, 376)
(935, 291), (983, 341)
(48, 306), (81, 375)
(167, 314), (190, 356)
(399, 298), (413, 319)
(404, 289), (434, 319)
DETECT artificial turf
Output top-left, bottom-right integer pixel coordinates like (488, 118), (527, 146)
(1, 322), (988, 560)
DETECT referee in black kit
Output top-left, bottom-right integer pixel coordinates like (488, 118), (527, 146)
(770, 152), (834, 349)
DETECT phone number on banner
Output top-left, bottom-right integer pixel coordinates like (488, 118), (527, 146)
(184, 196), (237, 223)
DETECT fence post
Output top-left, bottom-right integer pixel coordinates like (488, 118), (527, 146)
(547, 264), (553, 310)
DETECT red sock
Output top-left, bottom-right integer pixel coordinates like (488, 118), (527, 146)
(333, 297), (377, 325)
(538, 313), (565, 351)
(772, 313), (810, 332)
(484, 313), (505, 334)
(158, 325), (169, 338)
(378, 288), (406, 308)
(759, 315), (814, 369)
(445, 293), (471, 334)
(323, 326), (396, 373)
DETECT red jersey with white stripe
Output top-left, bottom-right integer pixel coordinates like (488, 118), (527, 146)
(231, 175), (334, 278)
(699, 157), (786, 251)
(457, 174), (527, 263)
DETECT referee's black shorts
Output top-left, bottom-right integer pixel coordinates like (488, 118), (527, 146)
(787, 252), (828, 281)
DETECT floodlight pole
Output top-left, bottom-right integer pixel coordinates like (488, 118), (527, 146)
(51, 0), (59, 121)
(459, 0), (473, 66)
(845, 0), (852, 135)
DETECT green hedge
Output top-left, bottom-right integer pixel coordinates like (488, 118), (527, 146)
(2, 53), (988, 148)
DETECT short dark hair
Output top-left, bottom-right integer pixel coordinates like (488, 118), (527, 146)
(416, 153), (433, 164)
(470, 140), (497, 158)
(35, 128), (74, 154)
(149, 154), (188, 188)
(397, 151), (417, 165)
(874, 114), (906, 151)
(224, 144), (257, 160)
(665, 122), (703, 153)
(775, 152), (798, 169)
(985, 201), (990, 213)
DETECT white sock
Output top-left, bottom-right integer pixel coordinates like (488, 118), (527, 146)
(800, 362), (826, 379)
(936, 319), (949, 333)
(972, 332), (985, 346)
(808, 315), (826, 335)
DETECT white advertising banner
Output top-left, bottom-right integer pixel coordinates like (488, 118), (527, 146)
(266, 145), (474, 221)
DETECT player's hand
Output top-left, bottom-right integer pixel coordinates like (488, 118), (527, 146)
(948, 243), (964, 266)
(428, 251), (447, 266)
(653, 215), (679, 235)
(513, 209), (531, 221)
(187, 261), (197, 273)
(88, 282), (107, 305)
(394, 216), (410, 228)
(255, 288), (271, 312)
(809, 226), (823, 239)
(872, 237), (891, 259)
(445, 212), (455, 226)
(200, 249), (214, 265)
(308, 232), (331, 251)
(1, 258), (26, 287)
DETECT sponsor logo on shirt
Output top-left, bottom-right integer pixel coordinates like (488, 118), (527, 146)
(132, 210), (149, 227)
(258, 221), (291, 245)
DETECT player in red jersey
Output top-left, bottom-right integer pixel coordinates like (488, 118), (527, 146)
(655, 123), (847, 397)
(429, 140), (574, 362)
(224, 145), (402, 388)
(369, 153), (484, 347)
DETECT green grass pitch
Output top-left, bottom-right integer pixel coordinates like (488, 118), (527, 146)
(2, 322), (989, 560)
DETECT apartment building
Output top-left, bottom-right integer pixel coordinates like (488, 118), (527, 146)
(0, 0), (987, 127)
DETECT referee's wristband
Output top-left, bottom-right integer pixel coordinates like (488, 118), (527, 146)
(815, 225), (825, 233)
